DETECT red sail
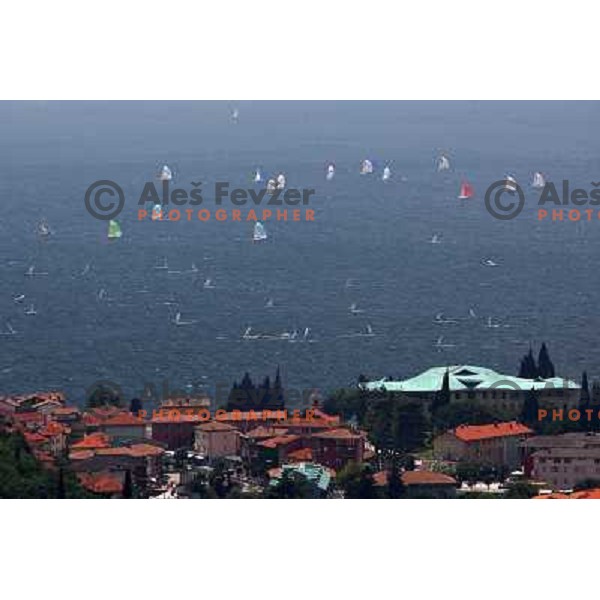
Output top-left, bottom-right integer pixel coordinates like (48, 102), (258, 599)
(459, 181), (474, 198)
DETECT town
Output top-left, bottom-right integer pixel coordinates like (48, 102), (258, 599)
(3, 345), (600, 499)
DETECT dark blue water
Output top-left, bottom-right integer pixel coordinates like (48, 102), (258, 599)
(1, 101), (599, 404)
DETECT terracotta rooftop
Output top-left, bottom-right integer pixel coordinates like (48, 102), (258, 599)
(257, 435), (300, 449)
(40, 421), (69, 436)
(452, 421), (533, 442)
(102, 412), (146, 426)
(374, 470), (457, 487)
(51, 406), (80, 416)
(24, 432), (47, 445)
(287, 447), (313, 462)
(78, 472), (123, 495)
(197, 421), (237, 432)
(71, 432), (112, 450)
(69, 450), (95, 461)
(246, 426), (288, 439)
(312, 428), (363, 440)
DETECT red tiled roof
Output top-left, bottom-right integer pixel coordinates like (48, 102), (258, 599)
(71, 432), (111, 450)
(287, 447), (313, 462)
(78, 472), (123, 495)
(69, 450), (95, 460)
(128, 443), (165, 458)
(13, 412), (46, 424)
(374, 470), (457, 487)
(102, 413), (146, 426)
(312, 428), (363, 440)
(24, 432), (47, 445)
(246, 426), (288, 439)
(197, 421), (236, 432)
(51, 406), (80, 416)
(257, 435), (300, 449)
(452, 421), (533, 442)
(40, 421), (69, 436)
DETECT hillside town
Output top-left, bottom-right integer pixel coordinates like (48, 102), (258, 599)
(3, 347), (600, 499)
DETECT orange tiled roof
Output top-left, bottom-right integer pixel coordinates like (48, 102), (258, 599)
(452, 421), (533, 442)
(24, 431), (47, 445)
(374, 470), (457, 487)
(257, 435), (300, 449)
(287, 447), (313, 462)
(312, 428), (363, 440)
(78, 472), (123, 495)
(71, 432), (111, 450)
(69, 449), (95, 461)
(570, 489), (600, 499)
(40, 421), (69, 436)
(51, 406), (80, 416)
(197, 421), (236, 432)
(246, 426), (288, 439)
(14, 412), (46, 424)
(128, 443), (165, 458)
(102, 412), (146, 426)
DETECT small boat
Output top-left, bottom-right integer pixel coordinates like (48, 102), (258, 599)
(349, 303), (364, 315)
(13, 294), (25, 303)
(37, 220), (52, 238)
(364, 324), (374, 336)
(25, 265), (48, 277)
(81, 263), (91, 276)
(434, 336), (455, 350)
(504, 175), (518, 191)
(253, 221), (268, 242)
(429, 234), (442, 244)
(532, 172), (546, 189)
(173, 312), (195, 326)
(254, 169), (262, 183)
(481, 258), (498, 267)
(152, 204), (163, 221)
(326, 164), (335, 181)
(98, 288), (107, 300)
(303, 327), (311, 340)
(265, 298), (274, 308)
(360, 159), (374, 175)
(0, 321), (16, 336)
(276, 173), (286, 190)
(190, 263), (199, 274)
(266, 178), (277, 195)
(25, 304), (37, 316)
(242, 326), (260, 340)
(469, 307), (477, 318)
(155, 258), (169, 270)
(434, 313), (458, 325)
(107, 220), (122, 240)
(487, 316), (500, 329)
(203, 278), (215, 289)
(458, 181), (474, 200)
(159, 164), (173, 181)
(382, 166), (391, 181)
(231, 107), (239, 122)
(437, 155), (451, 172)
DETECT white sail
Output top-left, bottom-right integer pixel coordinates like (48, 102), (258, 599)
(382, 166), (391, 181)
(253, 221), (268, 242)
(25, 304), (36, 315)
(437, 155), (450, 171)
(360, 159), (374, 174)
(266, 178), (276, 194)
(159, 165), (172, 181)
(504, 175), (518, 191)
(152, 204), (163, 221)
(276, 173), (286, 190)
(254, 169), (262, 183)
(326, 164), (335, 180)
(532, 172), (546, 189)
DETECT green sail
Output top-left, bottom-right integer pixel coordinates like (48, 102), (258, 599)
(108, 220), (122, 239)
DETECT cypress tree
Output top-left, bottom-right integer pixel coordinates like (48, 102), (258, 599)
(123, 470), (133, 499)
(520, 387), (540, 428)
(538, 343), (555, 379)
(433, 368), (451, 412)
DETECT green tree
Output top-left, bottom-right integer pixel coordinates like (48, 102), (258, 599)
(504, 482), (539, 499)
(87, 384), (122, 408)
(336, 461), (379, 499)
(538, 343), (555, 379)
(520, 388), (540, 428)
(432, 368), (451, 413)
(123, 470), (133, 499)
(265, 471), (316, 499)
(386, 458), (405, 499)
